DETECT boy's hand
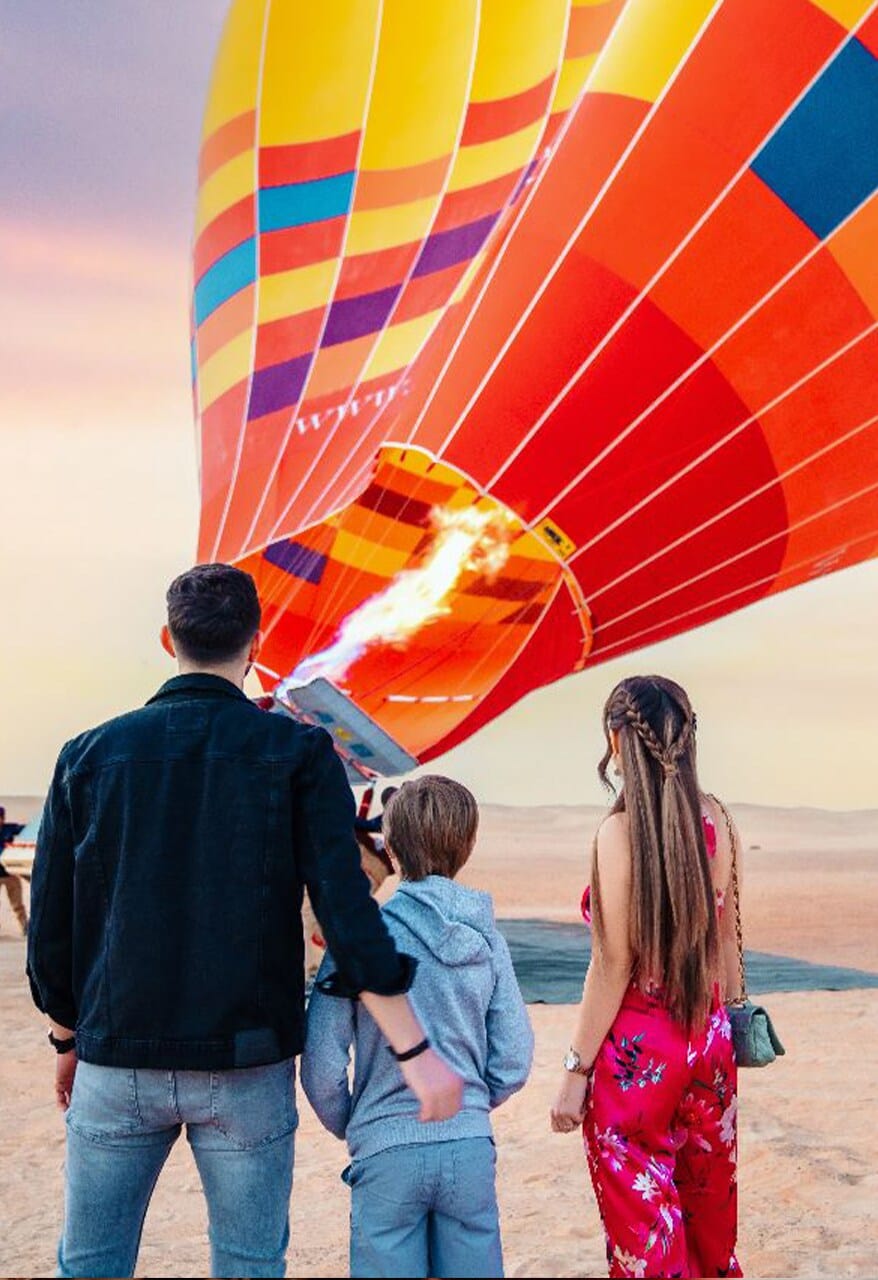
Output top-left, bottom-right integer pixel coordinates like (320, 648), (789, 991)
(358, 990), (463, 1120)
(399, 1048), (464, 1122)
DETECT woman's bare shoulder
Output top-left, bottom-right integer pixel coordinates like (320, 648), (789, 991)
(702, 792), (723, 824)
(702, 792), (735, 841)
(595, 811), (631, 865)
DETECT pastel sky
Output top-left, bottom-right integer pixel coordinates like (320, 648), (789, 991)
(2, 4), (877, 809)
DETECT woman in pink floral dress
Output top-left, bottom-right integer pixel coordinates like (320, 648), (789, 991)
(551, 676), (743, 1279)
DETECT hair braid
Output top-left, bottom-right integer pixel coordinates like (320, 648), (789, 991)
(619, 689), (672, 773)
(619, 688), (696, 778)
(594, 674), (718, 1029)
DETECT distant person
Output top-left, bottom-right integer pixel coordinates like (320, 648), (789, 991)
(0, 805), (29, 935)
(354, 784), (398, 836)
(303, 775), (534, 1279)
(550, 676), (742, 1279)
(353, 825), (394, 890)
(27, 563), (462, 1280)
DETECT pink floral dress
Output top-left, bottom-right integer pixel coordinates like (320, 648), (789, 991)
(581, 813), (742, 1279)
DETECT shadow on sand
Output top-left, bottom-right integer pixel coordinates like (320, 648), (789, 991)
(498, 917), (878, 1004)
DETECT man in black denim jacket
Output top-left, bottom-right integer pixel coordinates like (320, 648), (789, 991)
(28, 563), (461, 1279)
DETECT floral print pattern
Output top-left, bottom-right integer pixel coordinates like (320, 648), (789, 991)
(581, 813), (741, 1278)
(609, 1031), (668, 1092)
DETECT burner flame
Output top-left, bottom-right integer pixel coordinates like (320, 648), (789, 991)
(279, 504), (518, 692)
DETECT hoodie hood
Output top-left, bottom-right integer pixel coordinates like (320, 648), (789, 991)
(383, 876), (497, 967)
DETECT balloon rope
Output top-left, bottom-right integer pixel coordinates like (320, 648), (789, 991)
(424, 1), (731, 468)
(475, 10), (878, 490)
(592, 518), (878, 662)
(591, 470), (878, 640)
(294, 0), (719, 533)
(529, 189), (878, 532)
(264, 0), (485, 546)
(208, 0), (273, 562)
(575, 328), (878, 593)
(257, 189), (878, 646)
(233, 0), (388, 560)
(284, 0), (589, 539)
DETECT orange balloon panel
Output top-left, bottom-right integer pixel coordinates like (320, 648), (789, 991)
(196, 0), (878, 764)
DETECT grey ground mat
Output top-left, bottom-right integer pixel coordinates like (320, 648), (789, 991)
(497, 918), (878, 1005)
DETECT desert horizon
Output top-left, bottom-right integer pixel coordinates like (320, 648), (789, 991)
(7, 792), (878, 820)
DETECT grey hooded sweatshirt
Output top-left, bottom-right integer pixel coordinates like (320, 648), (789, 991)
(301, 875), (534, 1161)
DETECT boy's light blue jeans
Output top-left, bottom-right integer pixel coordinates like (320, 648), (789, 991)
(59, 1058), (298, 1279)
(345, 1137), (503, 1278)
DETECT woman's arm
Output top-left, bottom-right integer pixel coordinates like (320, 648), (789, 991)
(551, 814), (633, 1132)
(719, 808), (745, 1001)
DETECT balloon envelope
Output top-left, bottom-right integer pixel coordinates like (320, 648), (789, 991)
(192, 0), (878, 762)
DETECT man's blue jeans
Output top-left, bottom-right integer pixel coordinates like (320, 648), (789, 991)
(59, 1058), (297, 1279)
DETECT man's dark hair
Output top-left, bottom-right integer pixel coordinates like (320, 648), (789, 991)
(166, 564), (261, 665)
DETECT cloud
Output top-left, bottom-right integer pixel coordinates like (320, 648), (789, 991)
(0, 1), (226, 242)
(0, 216), (192, 406)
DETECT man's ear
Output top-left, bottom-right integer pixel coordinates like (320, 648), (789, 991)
(160, 625), (176, 659)
(248, 630), (263, 664)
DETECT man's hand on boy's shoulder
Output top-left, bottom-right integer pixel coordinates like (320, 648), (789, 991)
(399, 1048), (464, 1123)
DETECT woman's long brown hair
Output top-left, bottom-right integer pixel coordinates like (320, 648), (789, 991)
(590, 675), (719, 1029)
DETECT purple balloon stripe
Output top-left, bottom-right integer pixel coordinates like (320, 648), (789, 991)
(263, 539), (327, 584)
(248, 353), (312, 420)
(412, 212), (499, 278)
(322, 283), (402, 348)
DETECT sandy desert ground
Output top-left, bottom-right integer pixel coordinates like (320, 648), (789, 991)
(1, 801), (876, 1278)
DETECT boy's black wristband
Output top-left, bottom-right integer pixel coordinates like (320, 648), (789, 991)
(392, 1037), (430, 1062)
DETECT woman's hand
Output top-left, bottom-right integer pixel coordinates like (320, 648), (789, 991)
(550, 1070), (591, 1134)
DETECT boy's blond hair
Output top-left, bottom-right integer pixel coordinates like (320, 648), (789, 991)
(382, 776), (478, 881)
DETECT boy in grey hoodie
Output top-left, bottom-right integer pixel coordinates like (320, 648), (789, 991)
(302, 776), (533, 1279)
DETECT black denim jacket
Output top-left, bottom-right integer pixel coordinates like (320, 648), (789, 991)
(27, 674), (412, 1070)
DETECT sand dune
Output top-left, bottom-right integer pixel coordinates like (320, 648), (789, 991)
(1, 802), (877, 1277)
(460, 804), (878, 972)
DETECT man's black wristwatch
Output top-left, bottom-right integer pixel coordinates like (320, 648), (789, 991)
(48, 1030), (76, 1055)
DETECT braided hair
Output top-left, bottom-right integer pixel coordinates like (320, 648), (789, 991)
(591, 676), (719, 1029)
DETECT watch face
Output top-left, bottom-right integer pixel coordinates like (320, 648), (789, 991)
(564, 1050), (581, 1071)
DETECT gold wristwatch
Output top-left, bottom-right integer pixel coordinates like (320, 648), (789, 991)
(563, 1047), (592, 1076)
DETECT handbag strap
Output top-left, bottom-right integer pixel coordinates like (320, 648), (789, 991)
(707, 793), (747, 1003)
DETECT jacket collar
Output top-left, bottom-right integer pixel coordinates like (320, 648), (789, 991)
(147, 673), (251, 705)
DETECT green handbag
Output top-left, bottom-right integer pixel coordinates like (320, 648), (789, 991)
(710, 796), (786, 1069)
(727, 999), (786, 1068)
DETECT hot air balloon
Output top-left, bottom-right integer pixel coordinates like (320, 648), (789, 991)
(191, 0), (878, 771)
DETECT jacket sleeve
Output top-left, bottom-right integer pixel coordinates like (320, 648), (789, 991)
(293, 727), (413, 998)
(301, 953), (355, 1139)
(26, 748), (78, 1027)
(485, 932), (534, 1109)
